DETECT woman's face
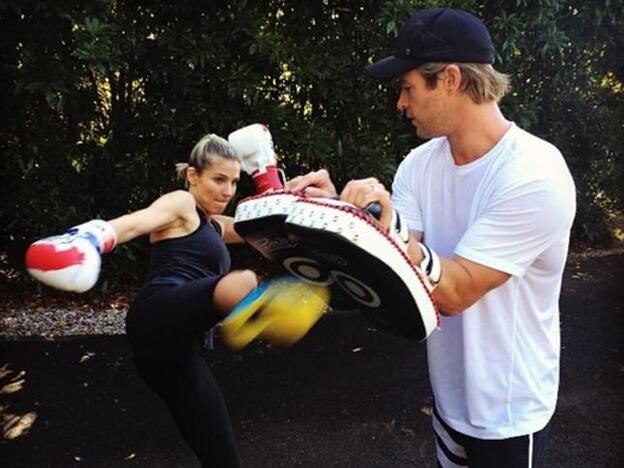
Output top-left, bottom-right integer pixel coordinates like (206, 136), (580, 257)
(188, 158), (241, 215)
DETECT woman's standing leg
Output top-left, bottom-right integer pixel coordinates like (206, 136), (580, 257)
(134, 344), (240, 468)
(126, 271), (258, 467)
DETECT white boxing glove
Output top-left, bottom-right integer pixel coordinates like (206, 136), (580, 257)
(25, 219), (117, 293)
(228, 123), (283, 193)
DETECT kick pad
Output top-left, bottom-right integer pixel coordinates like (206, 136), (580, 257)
(233, 191), (301, 261)
(234, 192), (439, 341)
(234, 191), (334, 287)
(285, 198), (438, 340)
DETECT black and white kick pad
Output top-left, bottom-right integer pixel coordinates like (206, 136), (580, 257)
(234, 191), (439, 341)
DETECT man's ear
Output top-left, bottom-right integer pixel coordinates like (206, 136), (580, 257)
(442, 64), (462, 92)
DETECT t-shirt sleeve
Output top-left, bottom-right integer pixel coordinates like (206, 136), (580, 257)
(392, 155), (424, 232)
(455, 175), (576, 277)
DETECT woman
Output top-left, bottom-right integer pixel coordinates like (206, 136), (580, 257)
(118, 134), (254, 467)
(25, 132), (327, 466)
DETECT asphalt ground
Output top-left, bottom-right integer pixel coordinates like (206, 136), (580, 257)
(1, 253), (623, 467)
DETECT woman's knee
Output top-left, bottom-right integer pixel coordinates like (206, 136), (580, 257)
(213, 270), (258, 313)
(232, 269), (258, 289)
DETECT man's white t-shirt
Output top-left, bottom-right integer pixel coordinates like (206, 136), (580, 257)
(392, 124), (576, 439)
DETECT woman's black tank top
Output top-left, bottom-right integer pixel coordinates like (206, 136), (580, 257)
(144, 208), (231, 285)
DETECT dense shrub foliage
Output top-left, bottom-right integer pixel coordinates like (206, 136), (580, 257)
(1, 0), (622, 283)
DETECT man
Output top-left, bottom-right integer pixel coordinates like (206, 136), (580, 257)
(288, 7), (576, 467)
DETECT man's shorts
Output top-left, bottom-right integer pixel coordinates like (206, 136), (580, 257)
(433, 406), (551, 468)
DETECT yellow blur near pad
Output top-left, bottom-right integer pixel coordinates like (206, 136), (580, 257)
(219, 278), (330, 350)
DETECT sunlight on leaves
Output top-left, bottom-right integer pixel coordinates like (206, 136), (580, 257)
(601, 72), (623, 95)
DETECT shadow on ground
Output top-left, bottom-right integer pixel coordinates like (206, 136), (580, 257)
(1, 253), (623, 467)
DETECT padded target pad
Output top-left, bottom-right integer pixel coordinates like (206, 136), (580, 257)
(233, 191), (301, 260)
(234, 191), (334, 286)
(284, 198), (438, 341)
(234, 192), (439, 341)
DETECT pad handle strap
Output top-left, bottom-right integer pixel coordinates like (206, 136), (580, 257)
(417, 242), (442, 288)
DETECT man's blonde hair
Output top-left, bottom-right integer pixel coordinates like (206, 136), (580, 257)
(418, 63), (511, 104)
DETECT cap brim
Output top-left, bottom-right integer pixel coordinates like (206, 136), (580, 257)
(365, 56), (422, 80)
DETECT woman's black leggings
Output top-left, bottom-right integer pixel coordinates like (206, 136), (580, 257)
(126, 279), (240, 468)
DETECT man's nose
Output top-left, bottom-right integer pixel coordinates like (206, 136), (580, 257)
(396, 92), (408, 112)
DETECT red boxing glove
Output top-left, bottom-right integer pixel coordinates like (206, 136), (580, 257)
(25, 220), (117, 293)
(228, 123), (284, 193)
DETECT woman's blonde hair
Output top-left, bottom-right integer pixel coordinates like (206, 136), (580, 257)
(418, 62), (511, 104)
(175, 134), (241, 186)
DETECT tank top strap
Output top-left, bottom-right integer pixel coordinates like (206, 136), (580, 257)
(195, 206), (208, 226)
(210, 218), (222, 236)
(195, 206), (222, 236)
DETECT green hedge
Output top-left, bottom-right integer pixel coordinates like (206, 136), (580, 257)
(1, 0), (622, 284)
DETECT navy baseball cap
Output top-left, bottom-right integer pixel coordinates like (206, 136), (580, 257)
(365, 8), (496, 80)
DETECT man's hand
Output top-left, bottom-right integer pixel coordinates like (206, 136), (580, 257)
(340, 178), (393, 230)
(285, 169), (338, 198)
